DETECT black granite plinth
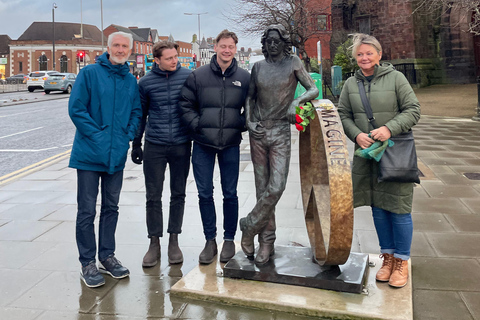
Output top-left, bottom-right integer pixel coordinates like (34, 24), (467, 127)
(223, 245), (369, 294)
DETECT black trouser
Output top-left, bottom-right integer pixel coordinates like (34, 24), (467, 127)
(143, 140), (191, 238)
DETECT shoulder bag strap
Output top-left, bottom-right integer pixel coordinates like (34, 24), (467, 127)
(357, 79), (379, 129)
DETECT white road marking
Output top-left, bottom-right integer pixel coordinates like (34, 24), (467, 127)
(0, 127), (44, 140)
(0, 109), (46, 118)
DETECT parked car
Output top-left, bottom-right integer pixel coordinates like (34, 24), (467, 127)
(5, 74), (26, 84)
(43, 73), (76, 94)
(26, 71), (57, 92)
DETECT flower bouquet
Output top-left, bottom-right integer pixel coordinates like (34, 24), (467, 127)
(295, 101), (316, 132)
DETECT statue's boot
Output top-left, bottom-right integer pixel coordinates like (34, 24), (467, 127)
(255, 242), (275, 265)
(255, 228), (275, 266)
(239, 217), (255, 257)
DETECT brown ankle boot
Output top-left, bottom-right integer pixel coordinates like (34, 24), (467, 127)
(142, 236), (160, 268)
(168, 234), (183, 265)
(198, 239), (217, 265)
(389, 258), (409, 288)
(376, 253), (394, 282)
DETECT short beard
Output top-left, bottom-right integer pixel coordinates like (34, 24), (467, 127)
(110, 55), (128, 65)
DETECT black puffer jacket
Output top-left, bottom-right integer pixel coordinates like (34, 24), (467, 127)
(134, 62), (192, 146)
(180, 55), (250, 149)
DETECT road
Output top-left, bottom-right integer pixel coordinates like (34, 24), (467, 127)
(0, 92), (74, 178)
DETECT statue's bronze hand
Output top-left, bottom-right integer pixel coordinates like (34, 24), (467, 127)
(247, 121), (266, 140)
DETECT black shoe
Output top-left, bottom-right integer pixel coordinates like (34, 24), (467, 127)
(220, 241), (236, 263)
(99, 255), (130, 279)
(80, 261), (105, 288)
(199, 239), (218, 264)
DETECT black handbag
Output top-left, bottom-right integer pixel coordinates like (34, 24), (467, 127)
(357, 80), (420, 184)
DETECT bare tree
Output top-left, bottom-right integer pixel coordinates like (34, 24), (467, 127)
(224, 0), (330, 71)
(412, 0), (480, 35)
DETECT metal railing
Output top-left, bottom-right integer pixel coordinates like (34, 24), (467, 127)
(0, 82), (28, 93)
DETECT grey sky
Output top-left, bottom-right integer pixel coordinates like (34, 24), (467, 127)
(0, 0), (261, 50)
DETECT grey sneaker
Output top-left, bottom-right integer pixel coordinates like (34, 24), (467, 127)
(99, 255), (130, 279)
(80, 261), (105, 288)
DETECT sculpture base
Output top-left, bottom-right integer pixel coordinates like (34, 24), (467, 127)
(170, 250), (413, 319)
(223, 245), (368, 294)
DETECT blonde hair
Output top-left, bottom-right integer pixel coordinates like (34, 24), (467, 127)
(350, 33), (382, 57)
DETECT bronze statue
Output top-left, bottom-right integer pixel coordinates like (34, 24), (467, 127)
(240, 24), (319, 265)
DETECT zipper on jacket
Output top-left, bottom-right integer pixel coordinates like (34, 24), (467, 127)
(166, 73), (173, 143)
(109, 76), (115, 172)
(220, 76), (226, 145)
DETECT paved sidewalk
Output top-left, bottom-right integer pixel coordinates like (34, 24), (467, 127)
(0, 85), (480, 319)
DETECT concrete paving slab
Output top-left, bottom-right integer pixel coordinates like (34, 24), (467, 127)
(461, 292), (480, 319)
(412, 257), (480, 290)
(411, 212), (455, 233)
(0, 203), (65, 220)
(0, 308), (42, 320)
(171, 254), (413, 319)
(445, 214), (480, 232)
(426, 233), (480, 257)
(0, 220), (60, 241)
(0, 241), (55, 268)
(0, 269), (51, 307)
(413, 290), (474, 320)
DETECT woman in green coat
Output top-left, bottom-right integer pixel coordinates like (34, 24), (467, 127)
(338, 33), (420, 288)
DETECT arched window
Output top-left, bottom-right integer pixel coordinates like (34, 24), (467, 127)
(39, 54), (47, 70)
(60, 55), (68, 72)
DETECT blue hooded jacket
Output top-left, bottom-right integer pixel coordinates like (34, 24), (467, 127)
(68, 52), (142, 174)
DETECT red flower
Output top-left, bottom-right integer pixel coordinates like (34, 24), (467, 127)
(295, 123), (304, 131)
(295, 114), (303, 123)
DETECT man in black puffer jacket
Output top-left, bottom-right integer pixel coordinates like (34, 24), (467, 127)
(180, 30), (250, 265)
(131, 41), (192, 268)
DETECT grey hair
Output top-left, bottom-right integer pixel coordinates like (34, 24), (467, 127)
(107, 32), (133, 49)
(350, 33), (382, 57)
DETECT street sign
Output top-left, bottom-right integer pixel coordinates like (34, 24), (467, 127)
(0, 58), (7, 65)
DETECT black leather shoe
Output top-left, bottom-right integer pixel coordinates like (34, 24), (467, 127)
(199, 239), (218, 264)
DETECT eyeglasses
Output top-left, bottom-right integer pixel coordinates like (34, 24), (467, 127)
(266, 38), (283, 46)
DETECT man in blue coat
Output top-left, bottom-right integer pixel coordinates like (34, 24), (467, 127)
(131, 41), (192, 267)
(69, 31), (142, 288)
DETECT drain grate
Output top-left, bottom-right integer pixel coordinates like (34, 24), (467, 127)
(463, 173), (480, 180)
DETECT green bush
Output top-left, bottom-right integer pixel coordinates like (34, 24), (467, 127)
(333, 38), (358, 76)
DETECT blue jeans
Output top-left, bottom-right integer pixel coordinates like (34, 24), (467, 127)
(372, 206), (413, 260)
(76, 169), (123, 267)
(192, 142), (239, 241)
(143, 141), (191, 237)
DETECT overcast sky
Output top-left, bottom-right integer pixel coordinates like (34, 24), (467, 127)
(0, 0), (261, 50)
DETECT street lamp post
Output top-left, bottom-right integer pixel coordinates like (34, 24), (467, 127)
(101, 0), (104, 52)
(52, 3), (57, 70)
(184, 12), (208, 43)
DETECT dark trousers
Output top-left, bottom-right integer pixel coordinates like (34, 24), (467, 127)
(192, 142), (239, 241)
(143, 141), (191, 238)
(76, 169), (123, 267)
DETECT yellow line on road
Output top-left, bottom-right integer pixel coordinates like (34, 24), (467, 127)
(0, 149), (71, 186)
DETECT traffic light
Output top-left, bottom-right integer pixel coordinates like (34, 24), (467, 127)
(76, 51), (85, 64)
(193, 53), (196, 62)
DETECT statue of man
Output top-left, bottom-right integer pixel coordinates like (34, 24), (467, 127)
(240, 24), (319, 265)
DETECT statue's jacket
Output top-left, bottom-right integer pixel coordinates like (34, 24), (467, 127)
(180, 55), (250, 150)
(337, 63), (421, 214)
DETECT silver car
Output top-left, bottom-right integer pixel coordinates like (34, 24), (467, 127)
(44, 73), (76, 94)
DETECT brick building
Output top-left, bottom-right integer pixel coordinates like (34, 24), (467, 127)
(9, 22), (103, 75)
(303, 0), (333, 62)
(0, 35), (11, 79)
(331, 0), (478, 85)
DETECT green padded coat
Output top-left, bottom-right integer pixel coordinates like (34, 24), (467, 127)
(338, 63), (421, 214)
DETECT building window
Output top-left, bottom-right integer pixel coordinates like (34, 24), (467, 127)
(60, 55), (68, 72)
(357, 17), (371, 34)
(315, 14), (331, 31)
(39, 54), (48, 70)
(19, 61), (23, 72)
